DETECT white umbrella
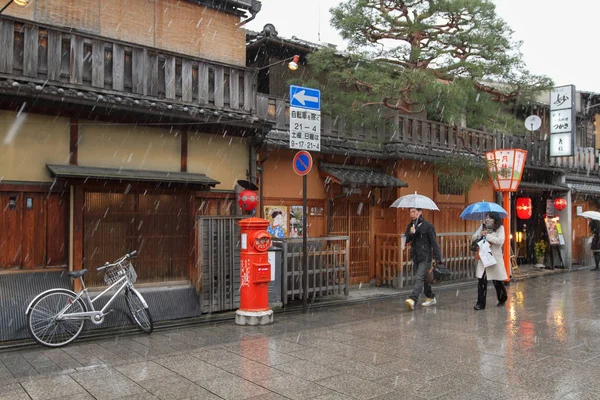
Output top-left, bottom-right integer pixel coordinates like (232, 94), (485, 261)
(390, 192), (440, 211)
(580, 211), (600, 221)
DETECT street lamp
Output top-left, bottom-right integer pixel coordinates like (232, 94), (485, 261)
(256, 55), (301, 71)
(0, 0), (30, 14)
(485, 149), (527, 282)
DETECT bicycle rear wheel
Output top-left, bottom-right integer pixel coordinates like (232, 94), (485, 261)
(124, 287), (153, 333)
(27, 289), (87, 347)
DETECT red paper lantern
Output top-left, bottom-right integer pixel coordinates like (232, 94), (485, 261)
(237, 189), (258, 213)
(554, 198), (567, 211)
(516, 197), (532, 220)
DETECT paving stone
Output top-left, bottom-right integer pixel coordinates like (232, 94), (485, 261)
(21, 375), (88, 400)
(256, 374), (336, 400)
(115, 361), (176, 382)
(138, 374), (220, 400)
(77, 374), (147, 400)
(3, 270), (600, 399)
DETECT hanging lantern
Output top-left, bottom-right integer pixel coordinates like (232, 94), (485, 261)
(516, 197), (532, 220)
(554, 198), (567, 211)
(237, 189), (258, 213)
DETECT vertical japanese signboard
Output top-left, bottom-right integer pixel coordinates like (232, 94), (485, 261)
(289, 85), (321, 151)
(549, 85), (576, 157)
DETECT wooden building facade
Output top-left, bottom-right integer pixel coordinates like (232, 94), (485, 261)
(0, 0), (266, 287)
(247, 25), (600, 283)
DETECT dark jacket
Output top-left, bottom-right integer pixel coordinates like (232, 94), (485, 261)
(591, 220), (600, 251)
(405, 216), (443, 264)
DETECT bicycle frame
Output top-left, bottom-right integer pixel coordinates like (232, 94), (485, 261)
(56, 274), (131, 321)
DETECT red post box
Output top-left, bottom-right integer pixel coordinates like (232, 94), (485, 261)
(236, 217), (274, 325)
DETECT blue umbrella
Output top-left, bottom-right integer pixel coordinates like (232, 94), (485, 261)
(460, 201), (508, 221)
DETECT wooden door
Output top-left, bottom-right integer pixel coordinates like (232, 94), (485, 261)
(0, 193), (22, 267)
(329, 199), (371, 284)
(572, 202), (590, 264)
(22, 193), (47, 268)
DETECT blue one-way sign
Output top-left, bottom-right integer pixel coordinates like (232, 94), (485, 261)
(290, 85), (320, 111)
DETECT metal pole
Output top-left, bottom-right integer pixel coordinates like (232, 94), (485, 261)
(302, 174), (308, 313)
(0, 1), (14, 14)
(503, 192), (511, 282)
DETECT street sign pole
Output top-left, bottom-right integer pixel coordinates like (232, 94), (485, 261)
(302, 175), (308, 313)
(289, 85), (320, 314)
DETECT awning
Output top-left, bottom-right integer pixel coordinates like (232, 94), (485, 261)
(320, 163), (408, 188)
(569, 183), (600, 195)
(516, 181), (569, 192)
(47, 164), (219, 187)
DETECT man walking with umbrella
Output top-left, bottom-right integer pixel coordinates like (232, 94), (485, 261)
(405, 208), (444, 310)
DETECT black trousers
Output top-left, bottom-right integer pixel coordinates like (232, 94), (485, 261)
(476, 271), (507, 308)
(594, 252), (600, 269)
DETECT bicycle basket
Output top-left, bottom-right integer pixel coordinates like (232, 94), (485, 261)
(103, 259), (137, 285)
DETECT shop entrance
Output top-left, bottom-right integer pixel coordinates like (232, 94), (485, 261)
(329, 198), (371, 284)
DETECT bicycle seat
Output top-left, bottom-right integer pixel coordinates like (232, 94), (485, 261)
(67, 269), (88, 278)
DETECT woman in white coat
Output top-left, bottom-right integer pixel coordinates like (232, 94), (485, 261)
(472, 212), (508, 310)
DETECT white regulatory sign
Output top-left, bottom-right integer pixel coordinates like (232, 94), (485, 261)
(290, 107), (321, 151)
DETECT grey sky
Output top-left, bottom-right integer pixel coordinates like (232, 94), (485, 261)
(246, 0), (598, 93)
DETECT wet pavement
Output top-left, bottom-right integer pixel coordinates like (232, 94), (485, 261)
(1, 269), (600, 399)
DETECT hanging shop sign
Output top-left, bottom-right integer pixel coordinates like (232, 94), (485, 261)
(549, 85), (576, 157)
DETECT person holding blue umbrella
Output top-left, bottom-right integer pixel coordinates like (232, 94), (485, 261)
(460, 201), (508, 310)
(471, 212), (508, 310)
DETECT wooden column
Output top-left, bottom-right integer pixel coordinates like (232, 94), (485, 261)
(181, 132), (188, 172)
(73, 186), (84, 291)
(70, 119), (78, 165)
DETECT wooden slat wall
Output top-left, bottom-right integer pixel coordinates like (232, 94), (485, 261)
(0, 19), (14, 73)
(132, 47), (146, 94)
(198, 217), (242, 313)
(91, 40), (104, 88)
(375, 232), (476, 288)
(1, 16), (255, 114)
(23, 25), (38, 77)
(83, 190), (190, 286)
(47, 30), (61, 80)
(46, 194), (68, 266)
(277, 236), (349, 305)
(69, 34), (83, 84)
(22, 193), (47, 268)
(0, 191), (68, 269)
(0, 193), (21, 267)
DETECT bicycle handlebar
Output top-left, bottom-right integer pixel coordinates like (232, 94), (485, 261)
(96, 251), (138, 272)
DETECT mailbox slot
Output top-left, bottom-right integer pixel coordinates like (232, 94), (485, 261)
(253, 262), (271, 283)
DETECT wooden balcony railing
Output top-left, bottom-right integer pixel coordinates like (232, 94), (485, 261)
(0, 16), (256, 113)
(258, 94), (600, 171)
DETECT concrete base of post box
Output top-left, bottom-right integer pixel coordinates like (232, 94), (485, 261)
(235, 309), (274, 326)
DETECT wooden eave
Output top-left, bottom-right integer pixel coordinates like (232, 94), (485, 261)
(0, 78), (271, 135)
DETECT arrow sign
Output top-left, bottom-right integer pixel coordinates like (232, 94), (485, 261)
(290, 85), (320, 111)
(293, 90), (319, 106)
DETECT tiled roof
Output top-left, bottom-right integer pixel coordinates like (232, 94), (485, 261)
(320, 163), (408, 188)
(569, 183), (600, 195)
(47, 165), (219, 187)
(264, 130), (386, 159)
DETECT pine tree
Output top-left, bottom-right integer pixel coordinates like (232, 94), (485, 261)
(307, 0), (552, 132)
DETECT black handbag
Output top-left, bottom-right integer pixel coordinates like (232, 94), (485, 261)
(470, 239), (479, 252)
(426, 262), (452, 284)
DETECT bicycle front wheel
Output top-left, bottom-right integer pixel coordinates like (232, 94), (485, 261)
(27, 289), (87, 347)
(124, 287), (153, 333)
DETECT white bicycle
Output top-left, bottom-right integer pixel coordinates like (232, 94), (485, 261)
(26, 251), (153, 347)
